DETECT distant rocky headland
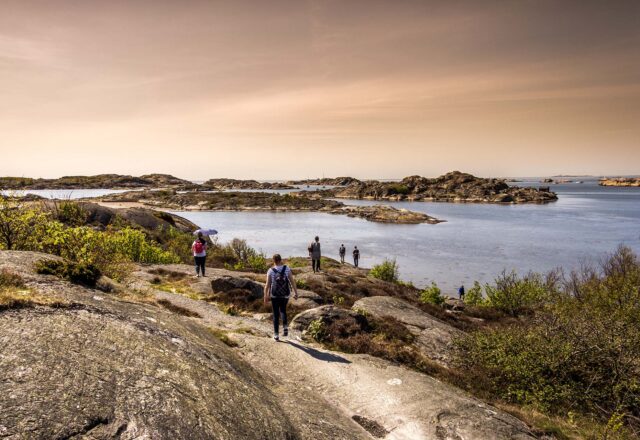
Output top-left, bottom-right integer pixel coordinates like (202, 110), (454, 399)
(200, 178), (294, 190)
(599, 177), (640, 187)
(329, 171), (557, 204)
(0, 174), (197, 190)
(91, 190), (443, 224)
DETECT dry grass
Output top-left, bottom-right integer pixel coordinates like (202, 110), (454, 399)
(209, 328), (239, 347)
(0, 270), (68, 310)
(156, 299), (202, 318)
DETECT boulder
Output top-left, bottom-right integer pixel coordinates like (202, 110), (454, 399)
(211, 276), (264, 300)
(290, 305), (355, 331)
(352, 296), (463, 366)
(444, 297), (465, 311)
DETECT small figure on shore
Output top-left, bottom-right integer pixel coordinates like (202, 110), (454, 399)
(264, 254), (298, 341)
(339, 244), (346, 264)
(191, 232), (207, 278)
(309, 236), (322, 272)
(458, 285), (465, 300)
(353, 246), (360, 268)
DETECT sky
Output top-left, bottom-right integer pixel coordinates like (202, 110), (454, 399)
(0, 0), (639, 180)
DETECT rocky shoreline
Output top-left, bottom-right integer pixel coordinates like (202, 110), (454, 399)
(200, 178), (295, 190)
(599, 177), (640, 187)
(90, 190), (443, 224)
(286, 177), (361, 186)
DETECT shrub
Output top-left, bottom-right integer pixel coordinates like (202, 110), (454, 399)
(307, 318), (327, 341)
(484, 270), (552, 316)
(369, 259), (399, 283)
(464, 281), (486, 306)
(35, 259), (101, 287)
(456, 247), (640, 432)
(420, 282), (444, 305)
(387, 183), (410, 195)
(54, 201), (88, 226)
(0, 198), (50, 251)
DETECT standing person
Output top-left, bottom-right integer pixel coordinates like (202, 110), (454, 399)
(264, 254), (299, 341)
(339, 244), (346, 264)
(458, 285), (465, 301)
(353, 246), (360, 268)
(309, 236), (322, 273)
(191, 232), (207, 277)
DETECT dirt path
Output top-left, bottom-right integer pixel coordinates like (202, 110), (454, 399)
(153, 283), (536, 440)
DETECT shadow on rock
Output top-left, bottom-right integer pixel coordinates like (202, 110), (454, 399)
(286, 341), (351, 364)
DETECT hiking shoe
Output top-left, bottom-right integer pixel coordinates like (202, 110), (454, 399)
(283, 327), (289, 337)
(274, 334), (280, 341)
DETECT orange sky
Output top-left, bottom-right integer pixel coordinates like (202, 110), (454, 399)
(1, 0), (638, 179)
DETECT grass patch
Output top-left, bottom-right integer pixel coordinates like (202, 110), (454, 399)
(0, 270), (68, 310)
(209, 328), (239, 347)
(147, 268), (188, 281)
(156, 299), (202, 318)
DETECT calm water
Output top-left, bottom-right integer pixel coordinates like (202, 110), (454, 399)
(1, 189), (136, 199)
(173, 178), (640, 294)
(5, 181), (639, 294)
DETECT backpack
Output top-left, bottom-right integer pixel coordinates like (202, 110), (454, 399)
(270, 266), (290, 298)
(194, 241), (205, 254)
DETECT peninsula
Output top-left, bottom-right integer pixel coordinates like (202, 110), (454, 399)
(90, 190), (443, 224)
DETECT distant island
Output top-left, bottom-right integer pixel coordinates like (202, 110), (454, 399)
(599, 177), (640, 187)
(328, 171), (557, 204)
(0, 174), (197, 190)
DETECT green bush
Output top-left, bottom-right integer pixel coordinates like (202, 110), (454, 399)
(456, 247), (640, 431)
(369, 259), (399, 283)
(388, 183), (410, 195)
(307, 318), (327, 341)
(420, 282), (444, 305)
(54, 201), (88, 227)
(484, 270), (552, 316)
(0, 198), (51, 251)
(464, 281), (486, 306)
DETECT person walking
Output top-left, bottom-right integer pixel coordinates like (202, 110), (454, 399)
(353, 246), (360, 268)
(458, 285), (465, 301)
(339, 244), (346, 264)
(309, 236), (322, 272)
(191, 232), (207, 277)
(264, 254), (298, 341)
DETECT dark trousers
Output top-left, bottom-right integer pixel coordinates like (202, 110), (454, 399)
(271, 297), (289, 334)
(354, 257), (359, 267)
(194, 256), (206, 275)
(312, 258), (321, 272)
(340, 253), (345, 263)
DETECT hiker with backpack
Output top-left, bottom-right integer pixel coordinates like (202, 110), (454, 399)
(191, 232), (207, 277)
(458, 285), (465, 300)
(264, 254), (299, 341)
(308, 236), (322, 273)
(339, 244), (346, 264)
(353, 246), (360, 268)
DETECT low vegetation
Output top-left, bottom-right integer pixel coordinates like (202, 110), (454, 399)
(369, 259), (399, 283)
(307, 312), (448, 377)
(0, 269), (67, 310)
(35, 259), (102, 287)
(455, 246), (640, 438)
